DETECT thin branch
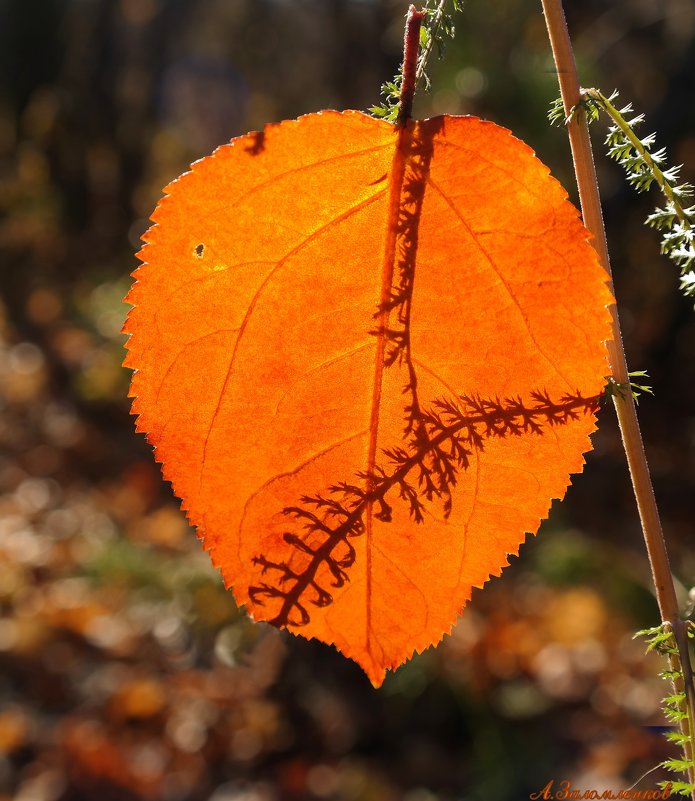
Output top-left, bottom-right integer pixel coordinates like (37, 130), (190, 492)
(397, 5), (426, 128)
(540, 0), (695, 794)
(371, 1), (462, 123)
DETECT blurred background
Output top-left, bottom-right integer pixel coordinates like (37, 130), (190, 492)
(0, 1), (694, 799)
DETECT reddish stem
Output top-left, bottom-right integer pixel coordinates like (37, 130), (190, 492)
(397, 5), (426, 128)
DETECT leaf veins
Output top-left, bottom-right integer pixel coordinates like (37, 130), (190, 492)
(124, 111), (614, 685)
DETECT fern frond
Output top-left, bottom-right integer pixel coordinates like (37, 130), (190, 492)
(663, 780), (695, 797)
(667, 733), (694, 747)
(574, 88), (695, 302)
(664, 759), (695, 773)
(605, 371), (654, 404)
(634, 624), (695, 796)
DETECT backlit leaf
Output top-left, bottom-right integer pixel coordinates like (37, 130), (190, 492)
(124, 111), (613, 686)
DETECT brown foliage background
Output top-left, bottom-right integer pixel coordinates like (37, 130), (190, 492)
(0, 1), (694, 800)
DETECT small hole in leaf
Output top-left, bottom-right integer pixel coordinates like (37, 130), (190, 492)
(195, 243), (205, 258)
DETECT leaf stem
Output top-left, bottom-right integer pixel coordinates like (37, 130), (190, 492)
(540, 0), (695, 793)
(397, 5), (426, 128)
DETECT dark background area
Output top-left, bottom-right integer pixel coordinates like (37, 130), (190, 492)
(0, 1), (694, 800)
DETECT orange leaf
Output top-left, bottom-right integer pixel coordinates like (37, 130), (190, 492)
(124, 111), (613, 686)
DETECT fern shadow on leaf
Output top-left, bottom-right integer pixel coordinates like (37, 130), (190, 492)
(242, 118), (602, 629)
(249, 388), (602, 628)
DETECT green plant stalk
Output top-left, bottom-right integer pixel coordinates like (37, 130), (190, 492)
(540, 0), (695, 794)
(583, 88), (693, 229)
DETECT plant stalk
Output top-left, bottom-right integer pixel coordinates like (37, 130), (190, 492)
(397, 5), (426, 128)
(540, 0), (695, 793)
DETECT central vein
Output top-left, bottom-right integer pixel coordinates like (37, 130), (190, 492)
(365, 125), (412, 646)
